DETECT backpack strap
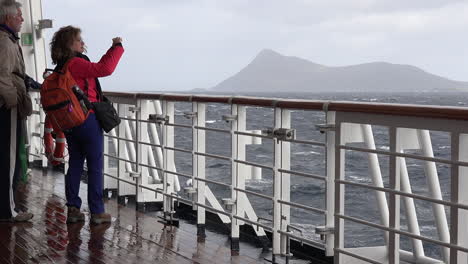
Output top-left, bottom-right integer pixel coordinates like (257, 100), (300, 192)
(95, 78), (103, 101)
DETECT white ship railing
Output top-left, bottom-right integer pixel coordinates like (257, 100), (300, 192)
(27, 91), (468, 264)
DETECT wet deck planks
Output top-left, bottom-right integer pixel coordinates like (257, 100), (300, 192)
(0, 168), (308, 264)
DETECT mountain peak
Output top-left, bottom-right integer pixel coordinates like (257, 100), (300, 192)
(212, 51), (468, 93)
(256, 48), (282, 58)
(250, 49), (324, 69)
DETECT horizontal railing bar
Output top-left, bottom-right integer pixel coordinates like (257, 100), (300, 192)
(234, 187), (273, 200)
(194, 177), (231, 188)
(29, 153), (41, 158)
(278, 168), (327, 181)
(104, 173), (135, 185)
(137, 163), (194, 180)
(165, 146), (192, 154)
(194, 125), (230, 134)
(338, 214), (468, 253)
(165, 170), (192, 179)
(120, 117), (136, 121)
(165, 122), (192, 129)
(340, 145), (468, 167)
(235, 131), (272, 140)
(195, 151), (231, 161)
(138, 163), (162, 172)
(335, 248), (381, 264)
(277, 230), (325, 249)
(165, 193), (193, 205)
(104, 134), (135, 143)
(277, 200), (326, 214)
(195, 202), (231, 217)
(233, 215), (273, 231)
(137, 119), (154, 124)
(103, 154), (137, 164)
(337, 179), (468, 210)
(155, 190), (192, 204)
(139, 141), (163, 148)
(234, 159), (273, 170)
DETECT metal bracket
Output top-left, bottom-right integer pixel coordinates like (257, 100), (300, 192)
(183, 112), (197, 119)
(315, 123), (335, 134)
(262, 128), (296, 141)
(222, 114), (237, 122)
(183, 187), (197, 201)
(148, 114), (169, 124)
(127, 171), (141, 178)
(315, 225), (334, 241)
(128, 106), (140, 113)
(221, 198), (235, 210)
(183, 187), (197, 194)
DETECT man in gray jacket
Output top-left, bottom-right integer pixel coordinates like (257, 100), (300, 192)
(0, 0), (33, 222)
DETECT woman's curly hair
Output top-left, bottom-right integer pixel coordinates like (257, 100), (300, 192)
(50, 26), (85, 65)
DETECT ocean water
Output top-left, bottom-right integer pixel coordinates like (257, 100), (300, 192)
(152, 92), (467, 260)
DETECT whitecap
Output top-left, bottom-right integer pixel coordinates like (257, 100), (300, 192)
(295, 151), (321, 156)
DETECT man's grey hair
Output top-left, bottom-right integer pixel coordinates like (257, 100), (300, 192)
(0, 0), (22, 24)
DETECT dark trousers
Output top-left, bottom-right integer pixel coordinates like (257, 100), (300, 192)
(65, 113), (104, 214)
(0, 107), (20, 219)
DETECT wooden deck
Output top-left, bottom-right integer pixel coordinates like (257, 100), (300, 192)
(0, 167), (310, 264)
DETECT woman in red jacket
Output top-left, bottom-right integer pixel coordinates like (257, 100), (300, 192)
(50, 26), (124, 224)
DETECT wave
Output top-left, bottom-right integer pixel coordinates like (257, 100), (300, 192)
(294, 151), (321, 156)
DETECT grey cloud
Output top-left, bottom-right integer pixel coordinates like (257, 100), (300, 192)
(42, 0), (468, 91)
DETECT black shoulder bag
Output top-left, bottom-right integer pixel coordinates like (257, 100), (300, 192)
(89, 79), (121, 133)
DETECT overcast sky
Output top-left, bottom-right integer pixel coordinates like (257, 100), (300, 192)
(42, 0), (468, 92)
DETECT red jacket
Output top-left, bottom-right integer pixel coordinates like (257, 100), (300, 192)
(68, 45), (124, 102)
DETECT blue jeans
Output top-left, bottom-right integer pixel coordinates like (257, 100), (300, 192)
(65, 113), (104, 214)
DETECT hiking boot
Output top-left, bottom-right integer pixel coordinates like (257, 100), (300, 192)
(0, 212), (33, 222)
(90, 213), (111, 225)
(67, 207), (85, 223)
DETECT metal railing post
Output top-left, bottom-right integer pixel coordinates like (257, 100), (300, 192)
(325, 111), (336, 256)
(273, 107), (282, 259)
(135, 99), (145, 207)
(230, 104), (240, 253)
(194, 102), (207, 238)
(452, 132), (468, 264)
(280, 109), (291, 256)
(162, 101), (175, 215)
(334, 119), (345, 264)
(117, 103), (127, 199)
(388, 126), (401, 264)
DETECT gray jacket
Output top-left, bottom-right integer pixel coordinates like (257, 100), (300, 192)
(0, 28), (32, 118)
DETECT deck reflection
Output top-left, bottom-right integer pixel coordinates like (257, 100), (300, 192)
(0, 167), (309, 264)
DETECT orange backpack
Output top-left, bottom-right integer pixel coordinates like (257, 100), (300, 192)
(40, 63), (88, 132)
